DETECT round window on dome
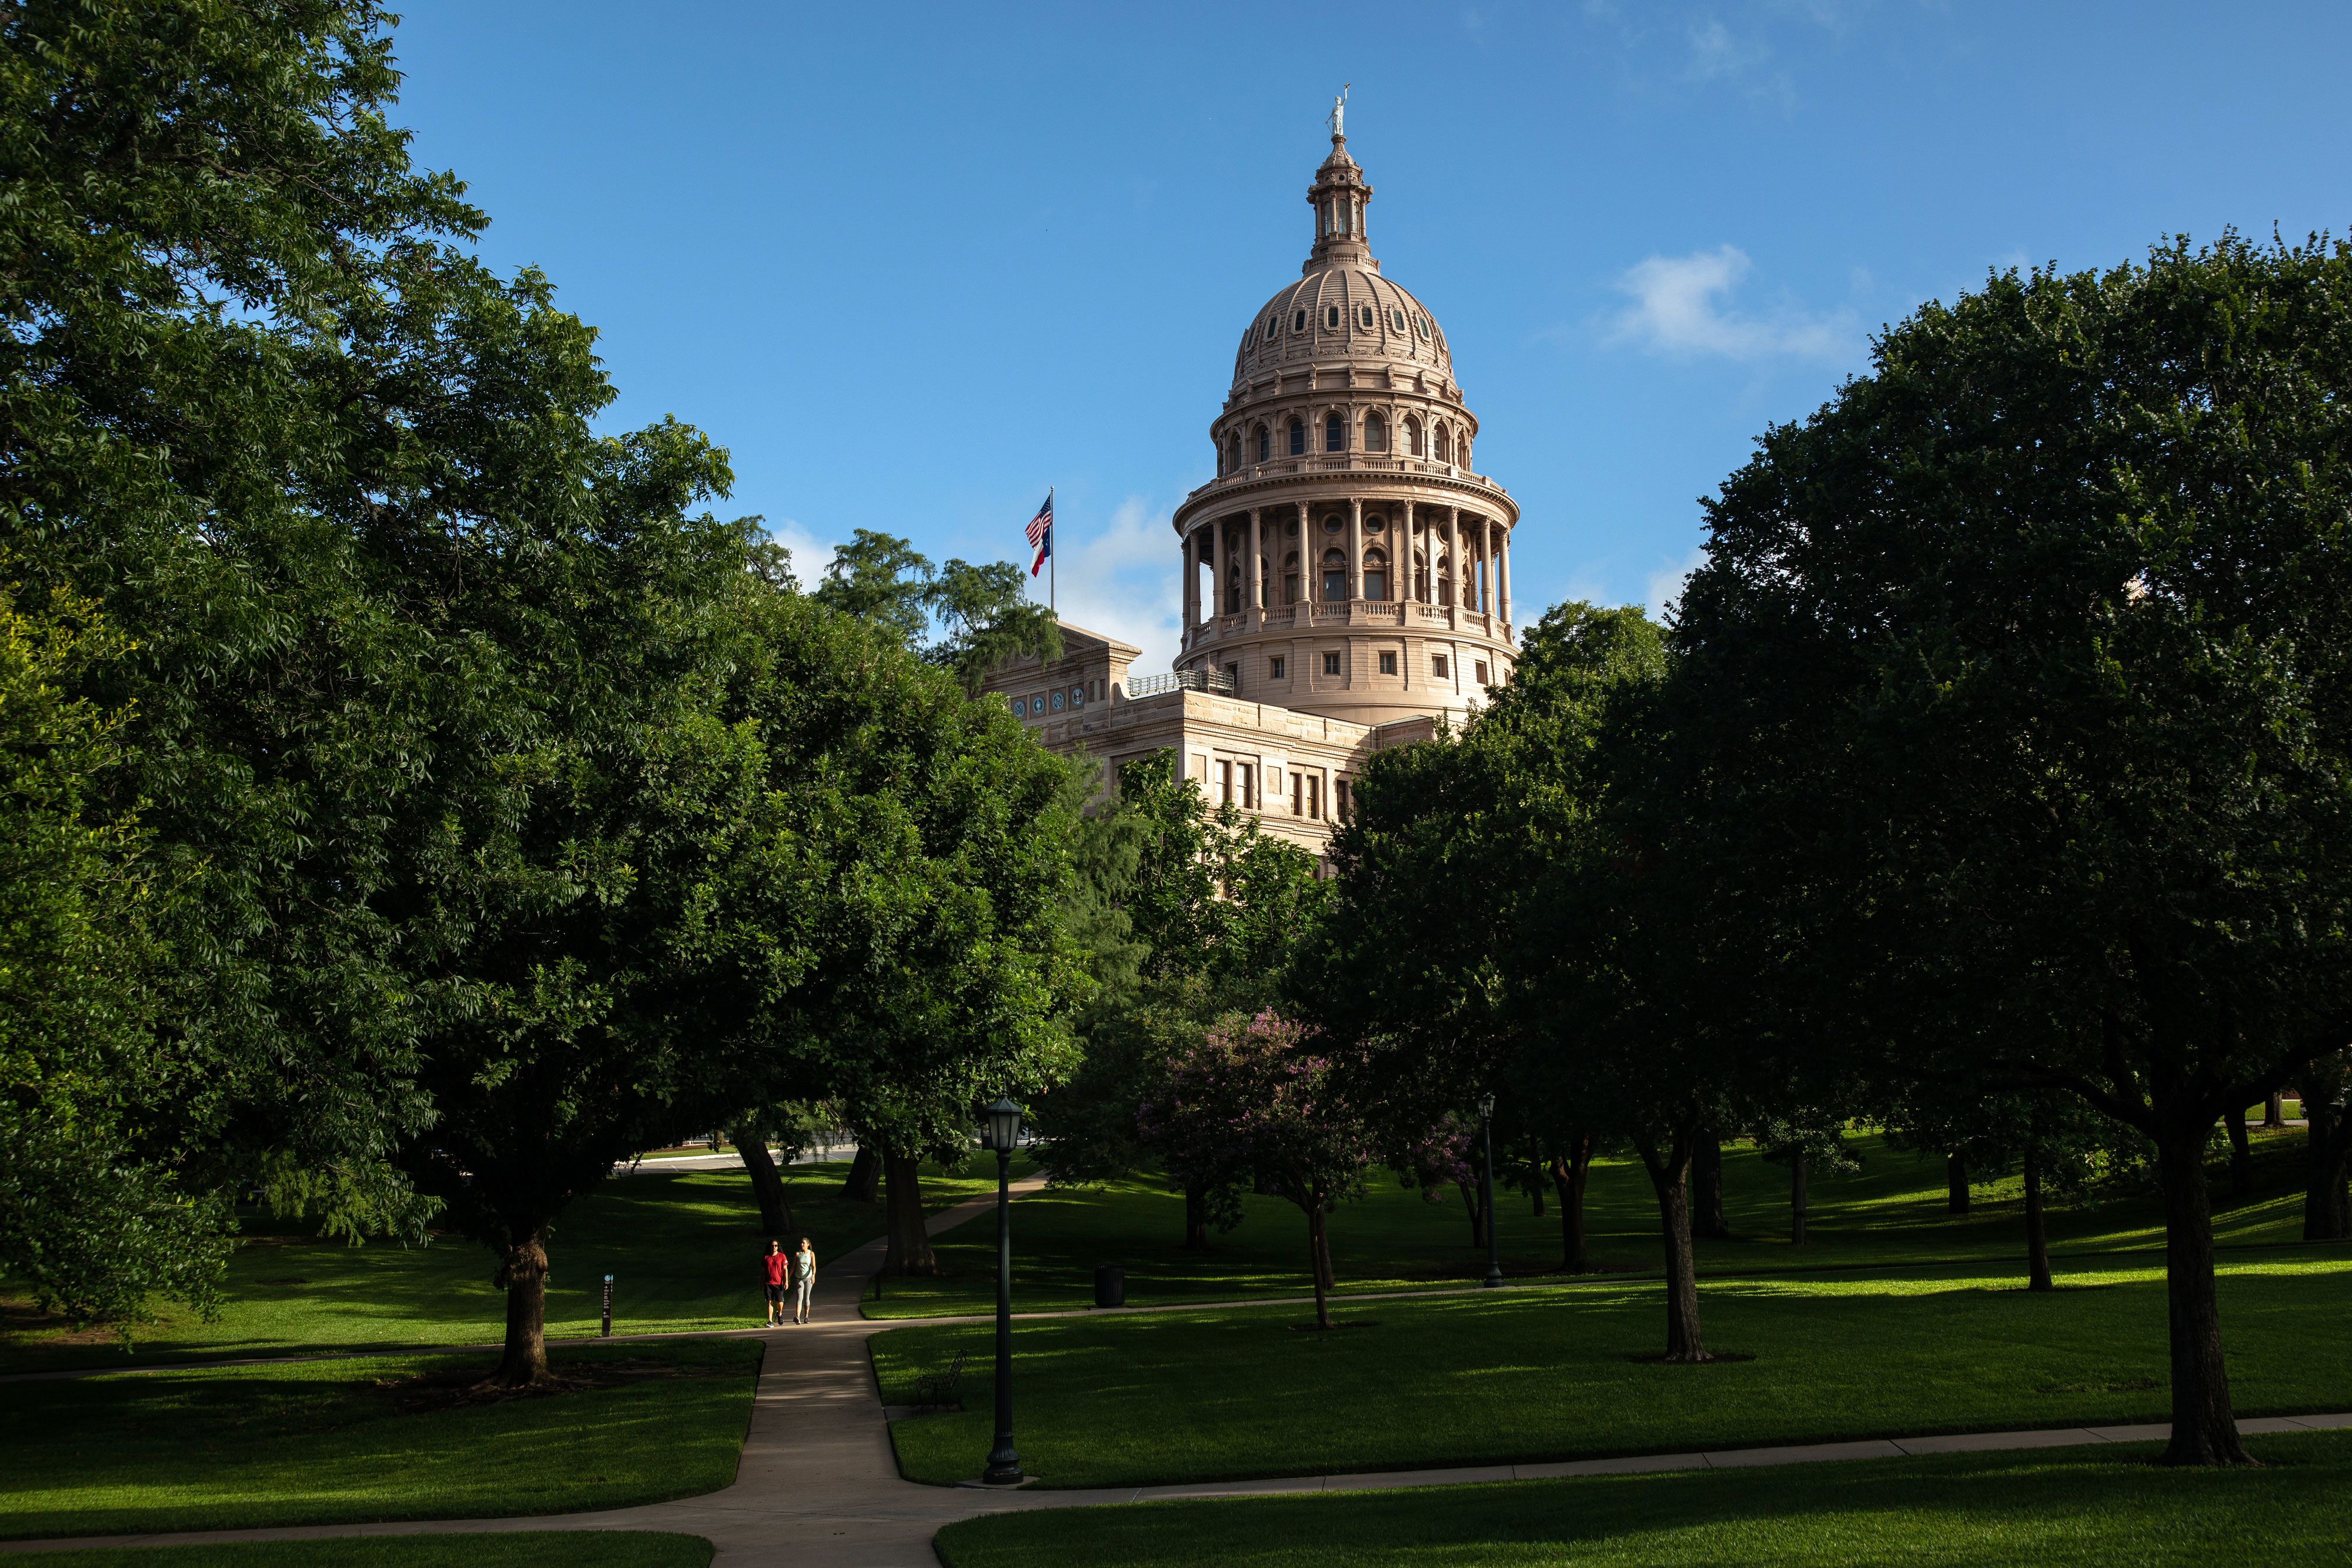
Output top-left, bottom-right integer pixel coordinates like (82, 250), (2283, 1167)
(1322, 514), (1344, 534)
(1324, 305), (1341, 329)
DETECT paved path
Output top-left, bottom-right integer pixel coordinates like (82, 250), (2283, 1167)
(12, 1181), (2351, 1567)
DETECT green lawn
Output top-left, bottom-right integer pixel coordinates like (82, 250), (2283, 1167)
(0, 1341), (761, 1539)
(0, 1155), (1013, 1375)
(933, 1427), (2352, 1567)
(874, 1251), (2352, 1488)
(865, 1128), (2316, 1319)
(9, 1536), (711, 1568)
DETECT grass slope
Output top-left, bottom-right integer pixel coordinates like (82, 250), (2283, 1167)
(0, 1341), (761, 1540)
(876, 1252), (2352, 1488)
(867, 1130), (2317, 1319)
(0, 1156), (1013, 1375)
(932, 1428), (2352, 1567)
(9, 1537), (712, 1568)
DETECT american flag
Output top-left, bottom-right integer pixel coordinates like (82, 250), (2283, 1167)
(1025, 492), (1053, 577)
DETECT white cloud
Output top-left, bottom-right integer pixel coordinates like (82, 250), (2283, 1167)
(1606, 245), (1857, 363)
(1645, 546), (1709, 623)
(1047, 496), (1183, 678)
(1684, 18), (1767, 81)
(764, 519), (836, 587)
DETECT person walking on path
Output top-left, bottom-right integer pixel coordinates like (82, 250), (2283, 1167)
(791, 1236), (817, 1324)
(761, 1239), (789, 1327)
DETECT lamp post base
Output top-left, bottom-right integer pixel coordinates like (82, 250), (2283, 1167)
(959, 1473), (1039, 1489)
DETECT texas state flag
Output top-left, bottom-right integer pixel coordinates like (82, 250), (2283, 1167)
(1025, 492), (1053, 576)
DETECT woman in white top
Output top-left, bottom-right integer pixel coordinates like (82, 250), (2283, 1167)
(791, 1237), (817, 1324)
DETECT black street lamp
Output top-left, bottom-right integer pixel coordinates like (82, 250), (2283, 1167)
(1478, 1092), (1503, 1289)
(980, 1096), (1025, 1485)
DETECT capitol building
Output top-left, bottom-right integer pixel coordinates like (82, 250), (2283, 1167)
(983, 115), (1519, 852)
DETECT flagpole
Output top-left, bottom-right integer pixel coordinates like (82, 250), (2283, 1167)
(1048, 487), (1055, 616)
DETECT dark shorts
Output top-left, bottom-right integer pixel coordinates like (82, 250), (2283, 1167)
(765, 1283), (787, 1303)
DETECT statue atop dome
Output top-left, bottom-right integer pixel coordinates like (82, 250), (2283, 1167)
(1328, 83), (1349, 140)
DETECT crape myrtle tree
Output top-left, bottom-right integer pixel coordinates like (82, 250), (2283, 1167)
(0, 0), (578, 1309)
(1675, 233), (2352, 1463)
(1038, 751), (1328, 1249)
(1138, 1011), (1375, 1330)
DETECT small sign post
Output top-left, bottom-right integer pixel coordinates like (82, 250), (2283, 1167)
(602, 1274), (614, 1338)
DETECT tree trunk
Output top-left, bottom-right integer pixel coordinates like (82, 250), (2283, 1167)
(1551, 1134), (1594, 1272)
(2263, 1092), (2284, 1131)
(2153, 1132), (2252, 1465)
(1456, 1178), (1486, 1248)
(843, 1144), (881, 1203)
(2224, 1105), (2252, 1202)
(881, 1149), (937, 1275)
(1305, 1196), (1332, 1330)
(489, 1233), (553, 1388)
(1946, 1151), (1970, 1214)
(1182, 1181), (1211, 1251)
(731, 1125), (794, 1236)
(2023, 1144), (2053, 1292)
(1530, 1159), (1545, 1218)
(1692, 1131), (1730, 1239)
(2303, 1081), (2352, 1241)
(1638, 1132), (1709, 1363)
(1789, 1147), (1808, 1246)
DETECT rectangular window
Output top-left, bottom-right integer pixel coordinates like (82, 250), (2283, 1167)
(1269, 655), (1286, 680)
(1378, 651), (1396, 676)
(1218, 759), (1232, 807)
(1241, 764), (1257, 809)
(1291, 772), (1304, 816)
(1432, 654), (1449, 678)
(1225, 662), (1240, 692)
(1337, 779), (1351, 821)
(1475, 661), (1490, 684)
(1322, 651), (1342, 677)
(1308, 774), (1322, 820)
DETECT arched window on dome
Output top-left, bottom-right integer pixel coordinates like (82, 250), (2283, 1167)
(1364, 547), (1389, 602)
(1294, 309), (1308, 333)
(1283, 551), (1300, 605)
(1321, 548), (1348, 604)
(1225, 560), (1241, 616)
(1458, 435), (1471, 470)
(1412, 549), (1428, 602)
(1437, 555), (1454, 609)
(1224, 434), (1239, 474)
(1435, 424), (1452, 464)
(1405, 416), (1424, 458)
(1364, 412), (1387, 452)
(1288, 417), (1306, 456)
(1359, 305), (1375, 329)
(1325, 413), (1345, 453)
(1325, 305), (1341, 330)
(1255, 424), (1271, 463)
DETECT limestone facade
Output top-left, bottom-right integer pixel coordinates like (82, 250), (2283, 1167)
(983, 122), (1513, 855)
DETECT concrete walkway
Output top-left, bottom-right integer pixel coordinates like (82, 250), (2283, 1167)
(11, 1181), (2350, 1567)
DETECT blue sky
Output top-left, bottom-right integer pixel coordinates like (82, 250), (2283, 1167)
(388, 1), (2352, 673)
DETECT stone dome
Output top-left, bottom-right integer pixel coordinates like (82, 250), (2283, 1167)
(1231, 268), (1453, 390)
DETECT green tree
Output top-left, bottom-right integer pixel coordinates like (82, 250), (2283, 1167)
(813, 529), (1062, 690)
(1037, 752), (1328, 1248)
(0, 0), (540, 1289)
(1677, 233), (2352, 1463)
(0, 578), (231, 1324)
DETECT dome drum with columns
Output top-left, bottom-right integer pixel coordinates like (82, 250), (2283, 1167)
(1172, 123), (1516, 729)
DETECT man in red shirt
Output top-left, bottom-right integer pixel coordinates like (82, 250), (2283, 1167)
(761, 1239), (789, 1326)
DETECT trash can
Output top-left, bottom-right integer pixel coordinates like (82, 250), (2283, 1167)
(1093, 1264), (1126, 1309)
